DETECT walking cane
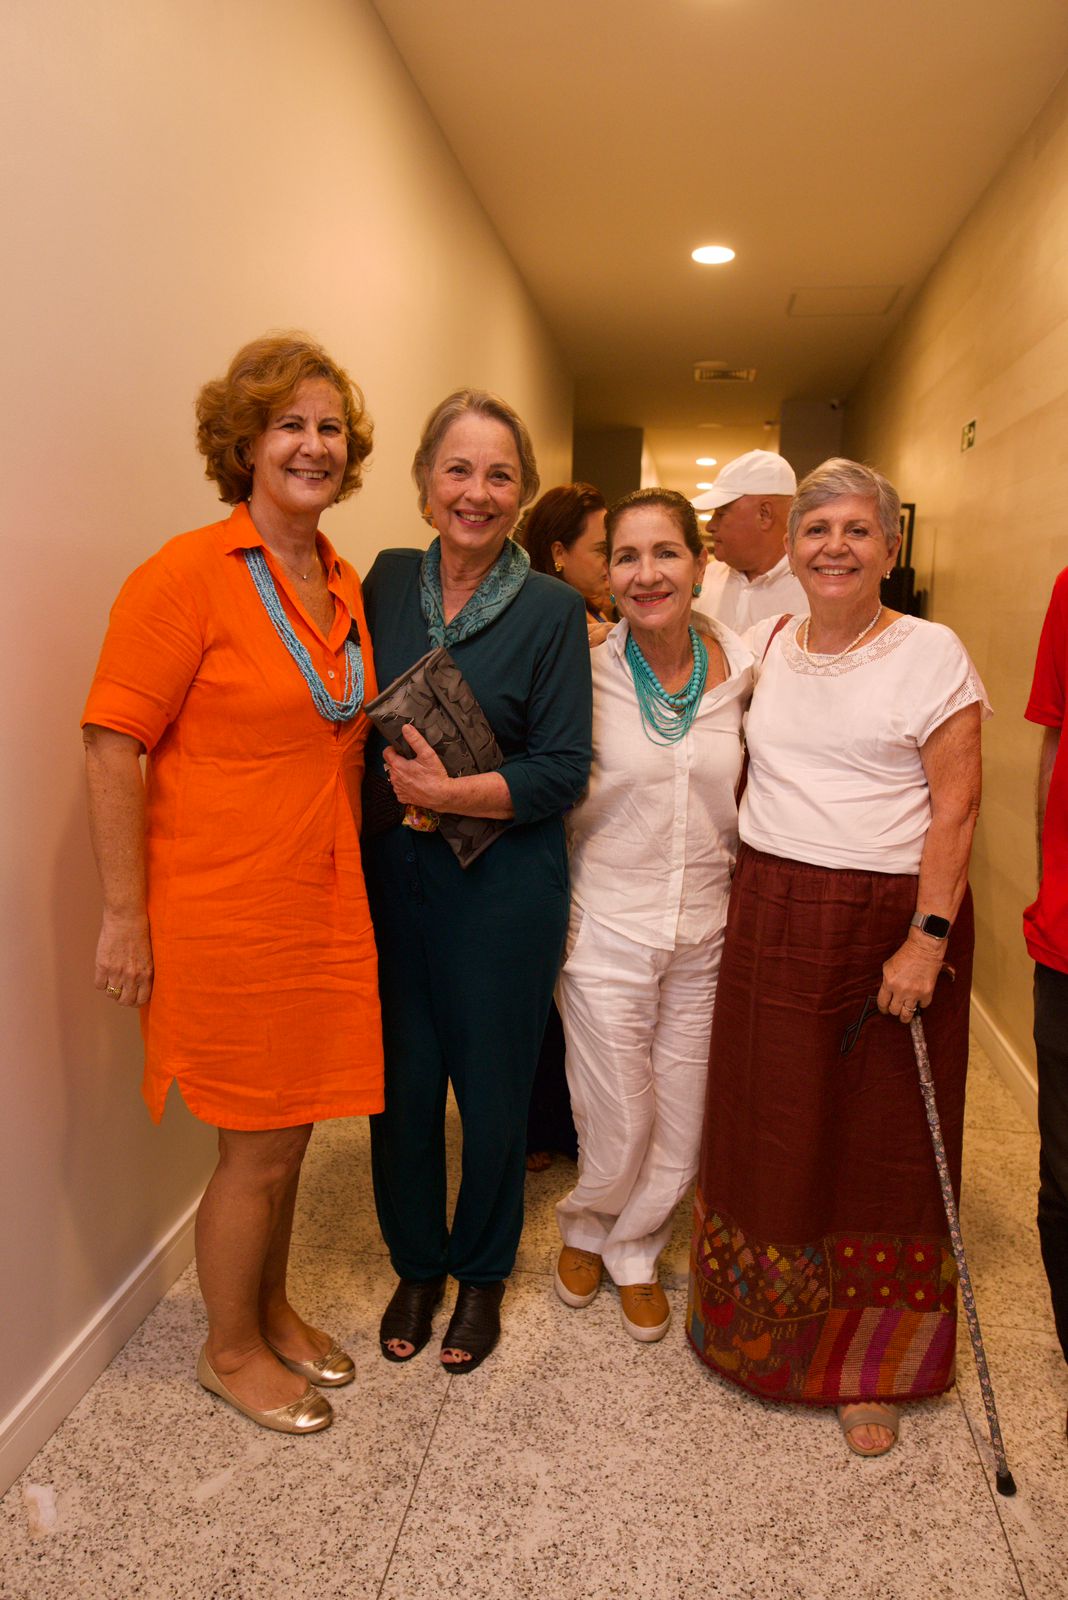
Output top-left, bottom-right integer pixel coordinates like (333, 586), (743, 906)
(909, 1014), (1017, 1496)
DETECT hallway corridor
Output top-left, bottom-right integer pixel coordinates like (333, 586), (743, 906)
(2, 1040), (1063, 1599)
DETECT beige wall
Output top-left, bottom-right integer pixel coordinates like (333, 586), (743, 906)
(0, 0), (570, 1481)
(846, 68), (1068, 1075)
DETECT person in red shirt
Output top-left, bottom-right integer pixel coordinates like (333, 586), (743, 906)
(1024, 566), (1068, 1433)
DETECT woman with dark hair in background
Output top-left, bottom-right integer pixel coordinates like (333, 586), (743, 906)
(83, 333), (383, 1435)
(519, 481), (612, 645)
(516, 482), (611, 1171)
(361, 393), (592, 1373)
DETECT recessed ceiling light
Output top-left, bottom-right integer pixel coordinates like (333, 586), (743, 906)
(696, 482), (714, 490)
(692, 245), (735, 265)
(696, 457), (717, 467)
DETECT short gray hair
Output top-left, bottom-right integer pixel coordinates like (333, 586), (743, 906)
(411, 389), (540, 516)
(788, 458), (901, 549)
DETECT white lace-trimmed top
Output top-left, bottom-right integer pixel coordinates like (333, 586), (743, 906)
(740, 614), (992, 874)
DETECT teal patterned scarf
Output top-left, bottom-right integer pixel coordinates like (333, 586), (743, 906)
(419, 536), (530, 648)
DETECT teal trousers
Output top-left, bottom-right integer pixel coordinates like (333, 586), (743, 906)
(364, 821), (569, 1284)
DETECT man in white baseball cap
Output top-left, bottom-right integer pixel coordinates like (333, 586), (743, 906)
(692, 450), (805, 632)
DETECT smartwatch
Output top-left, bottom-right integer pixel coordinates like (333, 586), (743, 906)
(910, 912), (951, 940)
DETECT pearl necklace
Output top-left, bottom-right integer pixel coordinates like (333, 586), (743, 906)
(801, 605), (883, 663)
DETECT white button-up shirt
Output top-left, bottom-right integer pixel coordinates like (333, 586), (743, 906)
(566, 614), (754, 950)
(698, 553), (806, 634)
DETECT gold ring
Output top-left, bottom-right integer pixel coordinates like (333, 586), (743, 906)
(106, 984), (122, 997)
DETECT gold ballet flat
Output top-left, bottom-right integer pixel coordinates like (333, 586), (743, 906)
(196, 1347), (333, 1434)
(266, 1338), (355, 1387)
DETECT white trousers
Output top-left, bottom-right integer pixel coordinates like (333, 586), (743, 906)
(554, 907), (723, 1284)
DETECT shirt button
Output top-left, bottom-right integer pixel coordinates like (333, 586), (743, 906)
(328, 670), (336, 679)
(405, 851), (415, 864)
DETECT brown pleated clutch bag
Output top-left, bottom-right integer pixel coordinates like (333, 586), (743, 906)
(363, 647), (508, 869)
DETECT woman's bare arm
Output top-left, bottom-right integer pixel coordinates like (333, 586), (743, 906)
(83, 724), (155, 1006)
(878, 702), (982, 1018)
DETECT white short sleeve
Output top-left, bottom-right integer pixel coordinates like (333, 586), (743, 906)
(740, 616), (991, 874)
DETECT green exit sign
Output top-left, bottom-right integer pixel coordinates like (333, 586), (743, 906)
(961, 420), (977, 451)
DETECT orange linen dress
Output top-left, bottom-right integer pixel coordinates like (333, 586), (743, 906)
(82, 502), (384, 1129)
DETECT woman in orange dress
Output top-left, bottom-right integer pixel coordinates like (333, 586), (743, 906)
(82, 333), (383, 1435)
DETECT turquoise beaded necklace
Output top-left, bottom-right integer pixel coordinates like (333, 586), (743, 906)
(625, 625), (708, 745)
(244, 547), (364, 722)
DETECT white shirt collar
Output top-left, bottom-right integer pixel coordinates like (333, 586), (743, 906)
(724, 551), (793, 588)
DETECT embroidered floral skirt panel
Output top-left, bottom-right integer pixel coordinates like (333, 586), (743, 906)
(687, 846), (973, 1405)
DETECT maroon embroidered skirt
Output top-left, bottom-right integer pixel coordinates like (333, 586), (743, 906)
(687, 845), (972, 1406)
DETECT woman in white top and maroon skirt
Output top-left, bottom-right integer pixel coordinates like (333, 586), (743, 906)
(687, 458), (990, 1458)
(554, 489), (753, 1341)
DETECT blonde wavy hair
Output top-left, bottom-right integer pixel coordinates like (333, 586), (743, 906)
(411, 389), (539, 519)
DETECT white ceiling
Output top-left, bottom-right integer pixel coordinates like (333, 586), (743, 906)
(372, 0), (1068, 495)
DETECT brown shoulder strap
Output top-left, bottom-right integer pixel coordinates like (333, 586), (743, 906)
(762, 611), (791, 661)
(734, 613), (792, 806)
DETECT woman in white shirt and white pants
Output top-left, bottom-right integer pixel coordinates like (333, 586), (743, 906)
(554, 488), (753, 1342)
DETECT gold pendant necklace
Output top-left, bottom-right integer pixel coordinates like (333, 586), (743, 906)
(279, 551), (321, 583)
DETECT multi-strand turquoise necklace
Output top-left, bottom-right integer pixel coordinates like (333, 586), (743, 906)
(244, 547), (364, 722)
(625, 626), (708, 745)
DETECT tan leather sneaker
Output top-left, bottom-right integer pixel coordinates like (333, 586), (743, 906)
(554, 1246), (603, 1308)
(618, 1281), (671, 1342)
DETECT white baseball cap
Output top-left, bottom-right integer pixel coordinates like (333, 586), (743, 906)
(692, 450), (797, 510)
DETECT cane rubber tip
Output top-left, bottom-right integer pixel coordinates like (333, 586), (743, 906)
(996, 1469), (1017, 1497)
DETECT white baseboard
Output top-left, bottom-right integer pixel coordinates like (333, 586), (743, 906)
(970, 990), (1038, 1129)
(0, 1196), (199, 1496)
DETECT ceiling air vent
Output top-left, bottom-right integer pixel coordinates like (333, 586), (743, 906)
(694, 363), (756, 383)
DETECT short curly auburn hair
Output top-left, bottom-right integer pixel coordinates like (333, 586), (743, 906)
(195, 332), (374, 505)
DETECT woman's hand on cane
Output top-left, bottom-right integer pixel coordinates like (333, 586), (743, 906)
(877, 935), (945, 1022)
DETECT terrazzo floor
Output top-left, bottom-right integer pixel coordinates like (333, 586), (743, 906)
(2, 1038), (1066, 1599)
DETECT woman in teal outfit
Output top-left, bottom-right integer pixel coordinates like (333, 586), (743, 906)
(361, 390), (592, 1373)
